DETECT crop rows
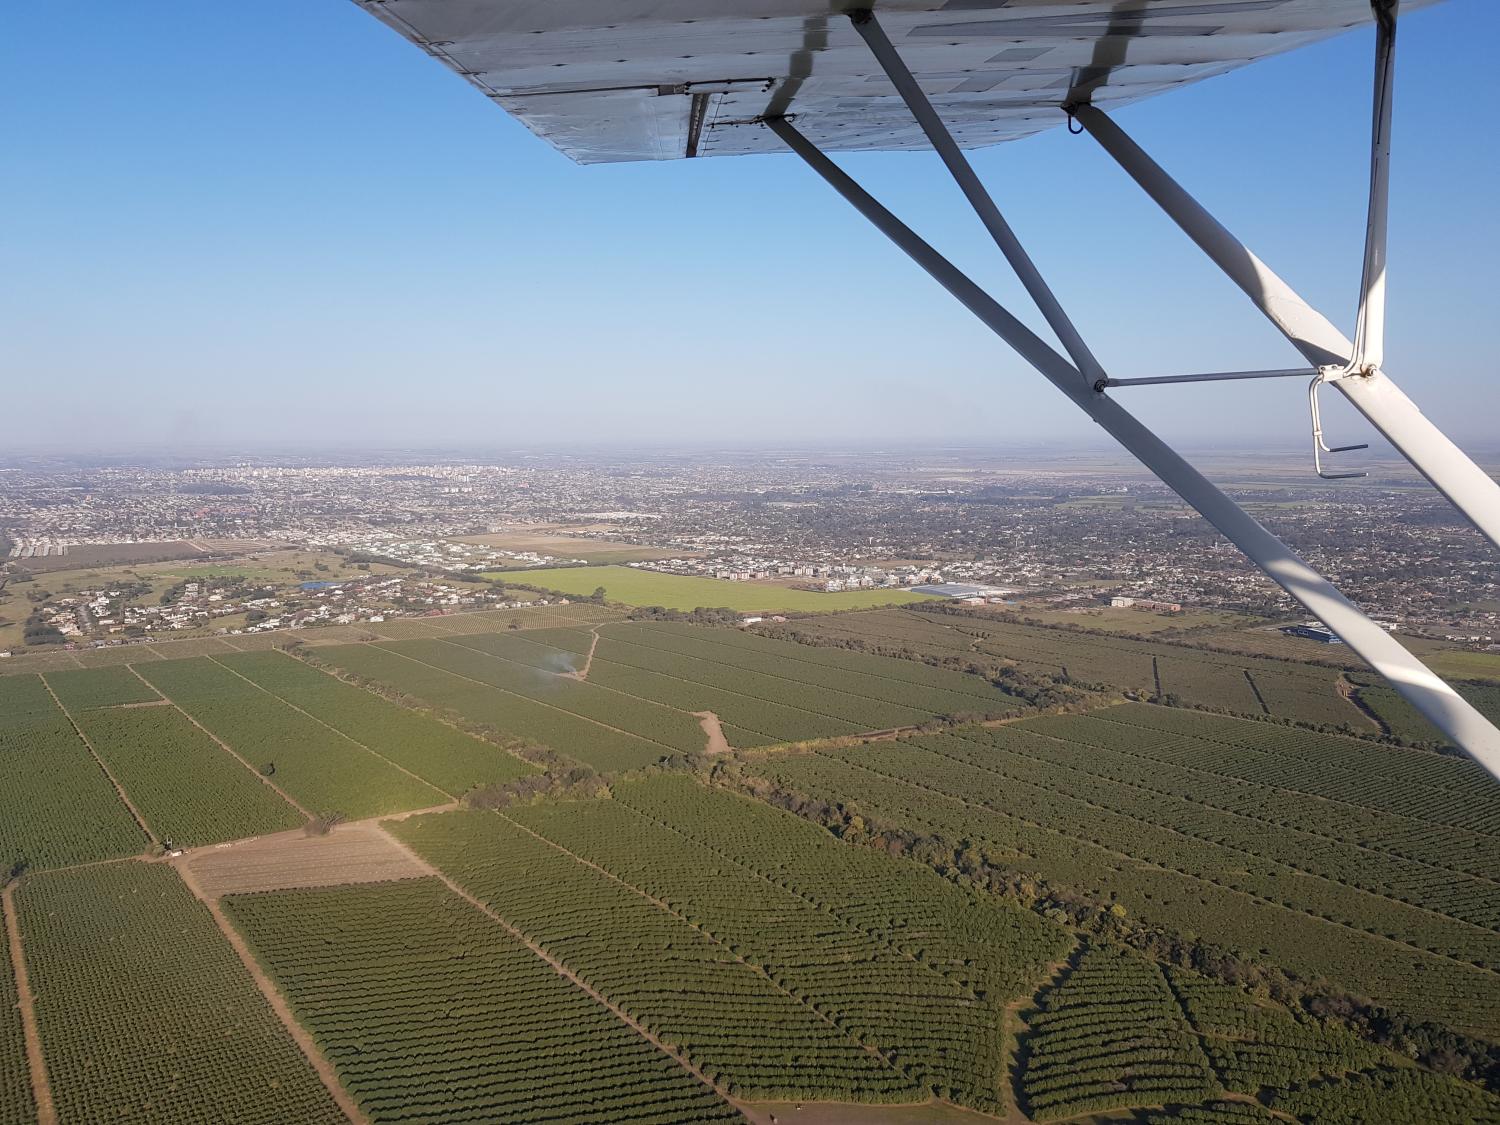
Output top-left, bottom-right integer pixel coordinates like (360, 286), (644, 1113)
(758, 746), (1500, 1038)
(497, 785), (1030, 1112)
(1267, 1066), (1500, 1123)
(19, 864), (342, 1124)
(75, 705), (304, 847)
(447, 626), (598, 658)
(223, 878), (741, 1124)
(845, 730), (1500, 969)
(1087, 705), (1500, 834)
(1142, 1103), (1281, 1124)
(995, 716), (1500, 906)
(135, 658), (444, 818)
(586, 657), (860, 745)
(645, 619), (1020, 699)
(214, 651), (537, 796)
(1021, 943), (1218, 1119)
(934, 724), (1500, 943)
(589, 635), (940, 731)
(612, 775), (1069, 1003)
(0, 675), (144, 870)
(1166, 969), (1383, 1092)
(42, 666), (160, 710)
(0, 650), (80, 677)
(1022, 710), (1494, 878)
(600, 621), (1021, 720)
(375, 639), (708, 754)
(781, 610), (1357, 726)
(68, 645), (166, 668)
(1352, 677), (1500, 747)
(0, 902), (32, 1125)
(314, 643), (676, 771)
(364, 603), (624, 641)
(393, 810), (919, 1103)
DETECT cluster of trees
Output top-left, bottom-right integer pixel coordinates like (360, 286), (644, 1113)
(466, 765), (605, 810)
(23, 613), (66, 645)
(627, 605), (743, 626)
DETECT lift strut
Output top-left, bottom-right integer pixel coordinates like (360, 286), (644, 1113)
(764, 5), (1500, 776)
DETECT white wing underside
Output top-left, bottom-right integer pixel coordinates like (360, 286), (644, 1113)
(354, 0), (1439, 164)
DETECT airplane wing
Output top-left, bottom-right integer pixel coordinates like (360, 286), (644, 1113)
(353, 0), (1440, 164)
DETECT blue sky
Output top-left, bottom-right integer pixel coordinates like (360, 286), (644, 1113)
(2, 1), (1495, 453)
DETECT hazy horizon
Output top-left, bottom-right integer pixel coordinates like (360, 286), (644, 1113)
(3, 0), (1497, 453)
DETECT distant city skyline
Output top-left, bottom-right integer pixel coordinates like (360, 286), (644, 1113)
(3, 0), (1496, 453)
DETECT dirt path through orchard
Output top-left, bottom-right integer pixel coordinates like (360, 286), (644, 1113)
(173, 862), (367, 1124)
(2, 883), (55, 1125)
(375, 825), (737, 1110)
(568, 626), (602, 681)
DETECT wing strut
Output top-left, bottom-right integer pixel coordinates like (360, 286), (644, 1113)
(764, 12), (1500, 777)
(1069, 2), (1500, 550)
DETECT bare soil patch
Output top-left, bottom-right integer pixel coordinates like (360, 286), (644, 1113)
(695, 711), (732, 755)
(178, 823), (430, 898)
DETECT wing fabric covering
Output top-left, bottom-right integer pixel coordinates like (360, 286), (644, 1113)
(353, 0), (1438, 163)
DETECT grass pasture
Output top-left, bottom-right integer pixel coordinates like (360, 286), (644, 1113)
(492, 564), (936, 613)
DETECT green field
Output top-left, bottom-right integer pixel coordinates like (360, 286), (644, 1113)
(1021, 943), (1217, 1119)
(213, 651), (538, 796)
(491, 564), (936, 612)
(757, 704), (1500, 1039)
(395, 775), (1068, 1115)
(223, 878), (740, 1124)
(135, 658), (446, 818)
(74, 704), (305, 846)
(391, 809), (920, 1104)
(18, 864), (343, 1125)
(1424, 648), (1500, 684)
(312, 620), (1027, 767)
(770, 608), (1364, 728)
(6, 606), (1499, 1124)
(1352, 675), (1500, 746)
(0, 675), (146, 870)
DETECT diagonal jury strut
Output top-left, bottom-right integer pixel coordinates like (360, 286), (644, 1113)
(764, 113), (1500, 778)
(849, 7), (1102, 388)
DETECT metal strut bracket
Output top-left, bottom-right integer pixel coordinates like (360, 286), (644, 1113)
(1310, 370), (1370, 480)
(1303, 0), (1396, 481)
(760, 9), (1500, 774)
